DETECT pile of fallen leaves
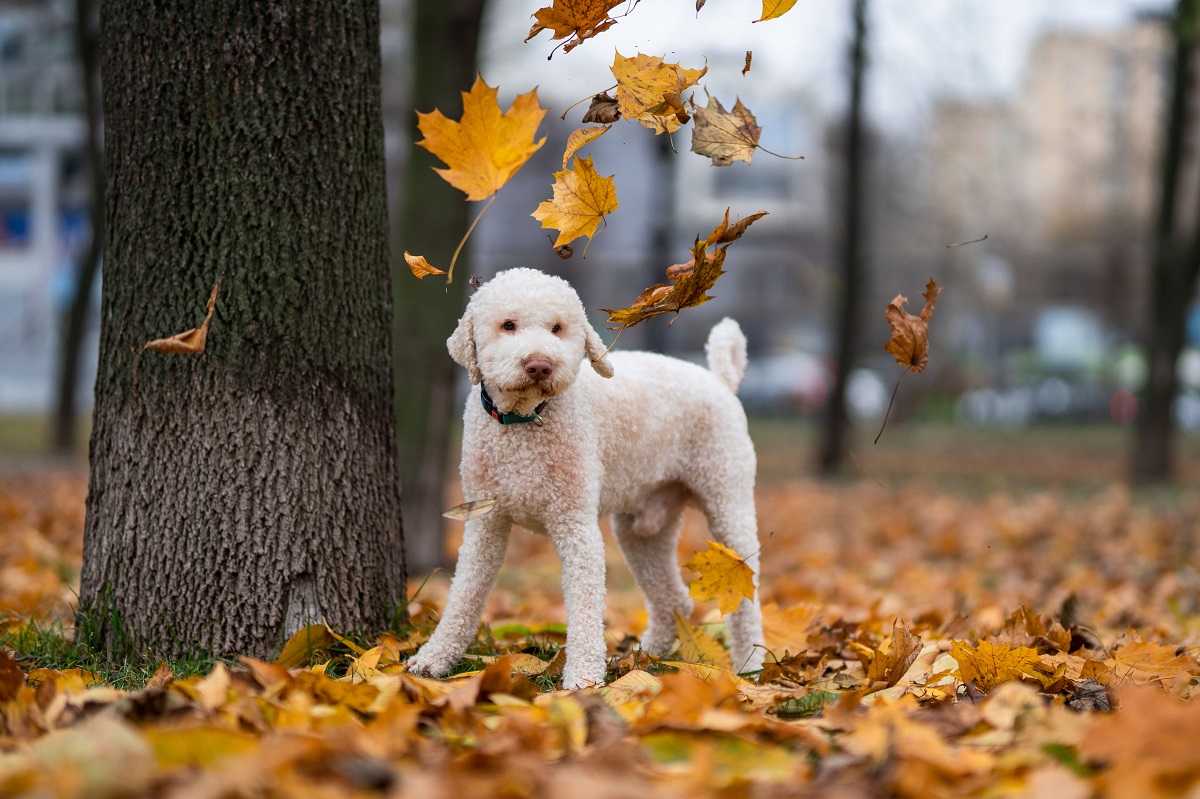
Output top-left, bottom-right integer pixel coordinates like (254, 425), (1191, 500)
(2, 472), (1199, 798)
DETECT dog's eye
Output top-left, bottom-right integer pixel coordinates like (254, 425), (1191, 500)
(502, 321), (516, 331)
(552, 323), (562, 334)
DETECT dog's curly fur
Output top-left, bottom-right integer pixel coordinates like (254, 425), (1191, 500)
(407, 268), (764, 689)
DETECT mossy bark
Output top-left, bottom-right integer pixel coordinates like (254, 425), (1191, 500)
(393, 0), (485, 574)
(80, 0), (404, 658)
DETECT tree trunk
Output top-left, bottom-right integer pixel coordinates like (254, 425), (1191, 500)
(394, 0), (485, 575)
(80, 0), (404, 659)
(818, 0), (869, 476)
(51, 0), (104, 454)
(1132, 2), (1200, 483)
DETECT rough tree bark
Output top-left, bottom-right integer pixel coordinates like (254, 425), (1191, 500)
(818, 0), (869, 476)
(80, 0), (405, 658)
(1132, 0), (1200, 483)
(51, 0), (103, 453)
(394, 0), (485, 575)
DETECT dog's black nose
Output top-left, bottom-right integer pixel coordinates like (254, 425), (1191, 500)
(524, 358), (553, 380)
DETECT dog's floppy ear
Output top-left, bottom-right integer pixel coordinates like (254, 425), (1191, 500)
(585, 326), (615, 378)
(447, 310), (483, 384)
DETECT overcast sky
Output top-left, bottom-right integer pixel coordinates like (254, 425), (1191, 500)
(481, 0), (1171, 129)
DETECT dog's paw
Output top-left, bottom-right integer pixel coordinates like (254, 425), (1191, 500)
(406, 646), (457, 678)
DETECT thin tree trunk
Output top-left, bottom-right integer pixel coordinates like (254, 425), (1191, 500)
(394, 0), (485, 575)
(51, 0), (104, 453)
(1132, 1), (1200, 483)
(80, 0), (404, 658)
(818, 0), (869, 476)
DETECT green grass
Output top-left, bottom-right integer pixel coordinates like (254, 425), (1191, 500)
(2, 616), (225, 690)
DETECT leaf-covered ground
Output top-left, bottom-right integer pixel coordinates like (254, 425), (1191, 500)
(1, 459), (1199, 798)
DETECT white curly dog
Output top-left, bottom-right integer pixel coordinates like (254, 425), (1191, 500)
(407, 267), (764, 689)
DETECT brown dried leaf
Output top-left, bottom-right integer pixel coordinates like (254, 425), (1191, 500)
(142, 281), (220, 355)
(581, 91), (621, 124)
(690, 96), (762, 167)
(742, 50), (753, 76)
(884, 278), (941, 372)
(603, 209), (765, 328)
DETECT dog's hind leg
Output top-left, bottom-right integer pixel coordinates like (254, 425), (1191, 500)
(613, 511), (693, 657)
(695, 485), (764, 676)
(407, 515), (512, 678)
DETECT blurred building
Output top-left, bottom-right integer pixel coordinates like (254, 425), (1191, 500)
(0, 0), (89, 411)
(929, 19), (1169, 355)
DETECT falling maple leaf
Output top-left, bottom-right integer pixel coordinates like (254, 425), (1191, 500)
(562, 125), (611, 168)
(525, 0), (624, 56)
(611, 52), (707, 133)
(416, 76), (547, 203)
(684, 540), (755, 615)
(884, 278), (942, 373)
(742, 51), (753, 76)
(754, 0), (800, 23)
(531, 155), (619, 252)
(690, 96), (762, 166)
(603, 209), (766, 328)
(950, 640), (1047, 692)
(404, 252), (446, 279)
(415, 75), (547, 282)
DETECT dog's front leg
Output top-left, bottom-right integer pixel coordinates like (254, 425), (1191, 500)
(550, 522), (608, 690)
(407, 515), (512, 678)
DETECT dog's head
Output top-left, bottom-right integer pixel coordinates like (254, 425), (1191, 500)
(447, 268), (614, 416)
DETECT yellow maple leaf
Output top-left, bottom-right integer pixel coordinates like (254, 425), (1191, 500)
(690, 96), (762, 166)
(531, 155), (618, 251)
(754, 0), (800, 23)
(611, 52), (707, 132)
(526, 0), (624, 55)
(416, 75), (547, 202)
(673, 611), (732, 670)
(950, 640), (1046, 692)
(683, 540), (756, 616)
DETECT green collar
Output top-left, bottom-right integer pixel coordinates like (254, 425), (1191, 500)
(480, 384), (548, 425)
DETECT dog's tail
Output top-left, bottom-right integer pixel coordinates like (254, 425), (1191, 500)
(705, 318), (748, 393)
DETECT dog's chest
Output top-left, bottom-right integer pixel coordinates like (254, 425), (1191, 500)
(460, 411), (595, 528)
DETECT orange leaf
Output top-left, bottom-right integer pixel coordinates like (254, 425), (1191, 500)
(142, 281), (219, 355)
(531, 155), (618, 251)
(404, 252), (446, 279)
(274, 624), (334, 668)
(884, 278), (942, 372)
(858, 618), (923, 689)
(525, 0), (624, 55)
(603, 209), (766, 328)
(417, 75), (547, 202)
(684, 540), (755, 615)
